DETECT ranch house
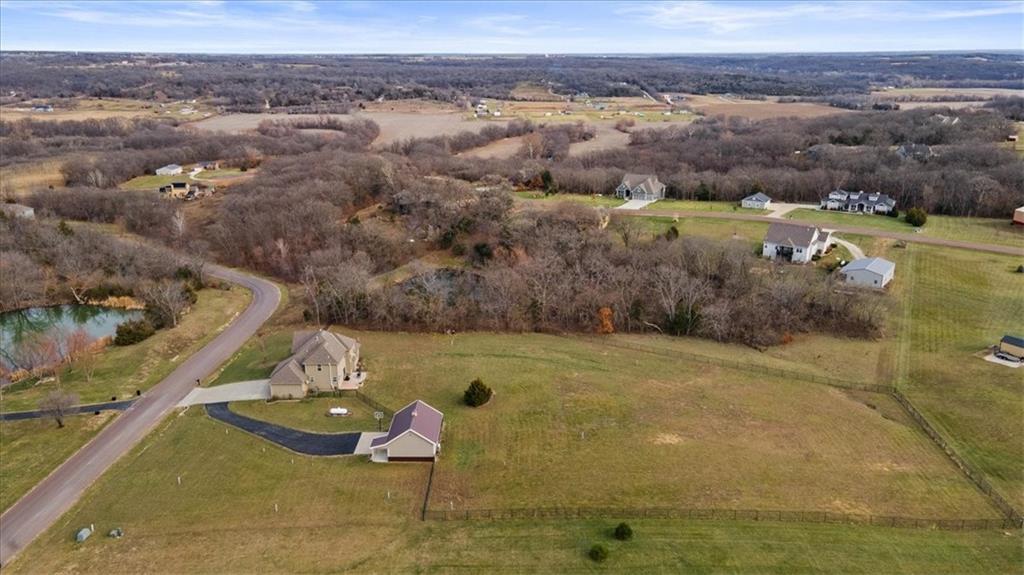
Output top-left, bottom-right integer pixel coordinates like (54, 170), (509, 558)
(820, 189), (896, 214)
(370, 400), (443, 463)
(615, 174), (665, 201)
(741, 192), (772, 210)
(762, 222), (832, 264)
(269, 330), (363, 399)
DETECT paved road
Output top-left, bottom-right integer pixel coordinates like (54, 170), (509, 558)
(0, 265), (280, 567)
(621, 209), (1024, 256)
(0, 399), (136, 422)
(205, 402), (362, 456)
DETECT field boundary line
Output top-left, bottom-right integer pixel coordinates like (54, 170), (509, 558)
(422, 506), (1017, 531)
(421, 461), (436, 521)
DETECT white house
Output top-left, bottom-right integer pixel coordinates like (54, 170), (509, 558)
(838, 257), (895, 288)
(156, 164), (183, 176)
(370, 400), (443, 463)
(820, 189), (896, 214)
(762, 222), (832, 264)
(615, 173), (665, 201)
(741, 192), (772, 210)
(0, 203), (35, 219)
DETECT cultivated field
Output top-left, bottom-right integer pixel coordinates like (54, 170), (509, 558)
(678, 94), (849, 120)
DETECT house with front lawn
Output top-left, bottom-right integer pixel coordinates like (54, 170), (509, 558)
(741, 192), (772, 210)
(156, 164), (183, 176)
(762, 222), (832, 264)
(998, 335), (1024, 360)
(820, 189), (896, 214)
(838, 257), (895, 289)
(370, 400), (443, 463)
(615, 174), (665, 201)
(269, 330), (363, 399)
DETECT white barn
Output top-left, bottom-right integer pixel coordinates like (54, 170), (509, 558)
(741, 192), (772, 210)
(838, 257), (895, 288)
(762, 222), (832, 264)
(156, 164), (183, 176)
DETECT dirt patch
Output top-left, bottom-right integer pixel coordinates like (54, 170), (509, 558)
(569, 122), (632, 156)
(458, 136), (525, 159)
(679, 94), (849, 120)
(652, 432), (685, 445)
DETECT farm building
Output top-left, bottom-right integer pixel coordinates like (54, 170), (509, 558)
(820, 189), (896, 214)
(1013, 206), (1024, 225)
(999, 335), (1024, 360)
(741, 192), (772, 209)
(615, 174), (665, 201)
(370, 400), (443, 463)
(156, 164), (183, 176)
(0, 203), (35, 219)
(762, 222), (832, 264)
(838, 257), (895, 288)
(269, 330), (363, 399)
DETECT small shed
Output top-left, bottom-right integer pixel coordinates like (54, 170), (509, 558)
(999, 335), (1024, 359)
(0, 203), (35, 219)
(1013, 206), (1024, 226)
(838, 257), (895, 289)
(370, 400), (443, 463)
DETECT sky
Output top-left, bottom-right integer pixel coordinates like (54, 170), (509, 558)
(0, 0), (1022, 54)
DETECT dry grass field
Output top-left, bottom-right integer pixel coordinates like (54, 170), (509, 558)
(0, 158), (66, 198)
(678, 94), (849, 120)
(0, 97), (215, 122)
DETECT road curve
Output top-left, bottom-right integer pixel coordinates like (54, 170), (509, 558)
(0, 265), (280, 567)
(619, 209), (1024, 257)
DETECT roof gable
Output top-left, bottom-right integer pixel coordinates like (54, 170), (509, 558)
(371, 400), (443, 449)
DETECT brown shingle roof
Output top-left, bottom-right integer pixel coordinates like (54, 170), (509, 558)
(764, 222), (821, 249)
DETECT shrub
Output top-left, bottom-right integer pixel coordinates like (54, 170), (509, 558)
(613, 522), (633, 541)
(886, 208), (899, 218)
(463, 378), (493, 407)
(588, 543), (609, 562)
(451, 243), (466, 257)
(905, 207), (928, 227)
(113, 319), (155, 346)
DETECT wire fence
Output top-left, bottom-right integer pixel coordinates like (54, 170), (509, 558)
(595, 339), (893, 393)
(423, 506), (1017, 531)
(890, 388), (1024, 527)
(336, 389), (394, 418)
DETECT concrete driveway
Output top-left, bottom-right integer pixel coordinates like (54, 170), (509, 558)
(615, 199), (658, 210)
(178, 380), (270, 407)
(766, 202), (818, 218)
(833, 237), (866, 260)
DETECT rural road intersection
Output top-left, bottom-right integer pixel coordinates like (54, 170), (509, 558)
(0, 266), (280, 567)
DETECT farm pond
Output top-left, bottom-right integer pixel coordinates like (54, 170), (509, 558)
(0, 305), (142, 370)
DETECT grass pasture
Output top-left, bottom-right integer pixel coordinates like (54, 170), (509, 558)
(230, 397), (381, 433)
(0, 97), (214, 122)
(786, 209), (1024, 248)
(119, 173), (191, 190)
(0, 412), (116, 512)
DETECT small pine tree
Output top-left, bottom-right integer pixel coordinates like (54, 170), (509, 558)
(664, 225), (680, 241)
(463, 378), (493, 407)
(58, 220), (74, 236)
(588, 543), (609, 562)
(695, 181), (712, 202)
(541, 170), (558, 196)
(613, 522), (634, 541)
(905, 207), (928, 227)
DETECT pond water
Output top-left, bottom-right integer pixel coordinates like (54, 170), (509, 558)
(0, 305), (143, 371)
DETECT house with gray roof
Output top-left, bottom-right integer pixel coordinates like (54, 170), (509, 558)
(156, 164), (183, 176)
(820, 189), (896, 214)
(615, 173), (665, 201)
(762, 222), (832, 264)
(838, 257), (895, 288)
(370, 400), (443, 462)
(269, 330), (363, 399)
(741, 192), (772, 210)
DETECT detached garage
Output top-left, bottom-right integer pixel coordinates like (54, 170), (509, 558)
(999, 335), (1024, 359)
(370, 400), (443, 463)
(838, 257), (895, 289)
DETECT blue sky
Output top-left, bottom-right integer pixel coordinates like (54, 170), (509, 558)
(1, 1), (1022, 54)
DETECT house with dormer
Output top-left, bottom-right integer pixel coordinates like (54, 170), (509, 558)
(820, 189), (896, 214)
(268, 330), (363, 399)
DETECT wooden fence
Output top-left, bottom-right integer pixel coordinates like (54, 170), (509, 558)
(423, 506), (1018, 531)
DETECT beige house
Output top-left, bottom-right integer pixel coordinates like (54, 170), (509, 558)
(269, 330), (363, 399)
(370, 400), (443, 463)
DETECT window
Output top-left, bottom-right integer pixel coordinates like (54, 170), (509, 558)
(317, 365), (322, 372)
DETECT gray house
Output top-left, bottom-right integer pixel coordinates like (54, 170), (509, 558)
(741, 192), (772, 209)
(269, 330), (363, 399)
(156, 164), (183, 176)
(370, 400), (443, 462)
(615, 174), (665, 201)
(838, 257), (895, 288)
(820, 189), (896, 214)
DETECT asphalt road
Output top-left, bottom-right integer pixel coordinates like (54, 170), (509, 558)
(621, 209), (1024, 256)
(0, 265), (280, 567)
(0, 399), (136, 422)
(205, 402), (361, 456)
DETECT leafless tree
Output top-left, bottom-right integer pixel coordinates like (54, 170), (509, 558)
(139, 281), (189, 328)
(39, 389), (80, 428)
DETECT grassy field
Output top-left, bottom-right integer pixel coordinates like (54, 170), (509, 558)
(786, 209), (1024, 248)
(0, 158), (66, 197)
(193, 167), (243, 180)
(230, 397), (382, 433)
(0, 97), (215, 122)
(514, 191), (625, 208)
(0, 287), (251, 412)
(646, 199), (763, 213)
(120, 173), (192, 190)
(0, 411), (116, 512)
(9, 407), (1019, 574)
(883, 243), (1024, 509)
(637, 215), (769, 249)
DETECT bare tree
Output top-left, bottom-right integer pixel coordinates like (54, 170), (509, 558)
(611, 215), (644, 248)
(39, 390), (80, 428)
(65, 328), (99, 382)
(139, 281), (189, 328)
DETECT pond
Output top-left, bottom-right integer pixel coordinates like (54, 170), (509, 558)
(0, 305), (143, 371)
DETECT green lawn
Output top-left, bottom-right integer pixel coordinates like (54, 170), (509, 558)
(7, 407), (1019, 574)
(646, 199), (764, 213)
(514, 191), (625, 208)
(0, 287), (251, 412)
(119, 173), (191, 190)
(637, 215), (769, 250)
(0, 412), (116, 512)
(230, 397), (382, 433)
(883, 243), (1024, 509)
(786, 209), (1024, 248)
(194, 168), (243, 180)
